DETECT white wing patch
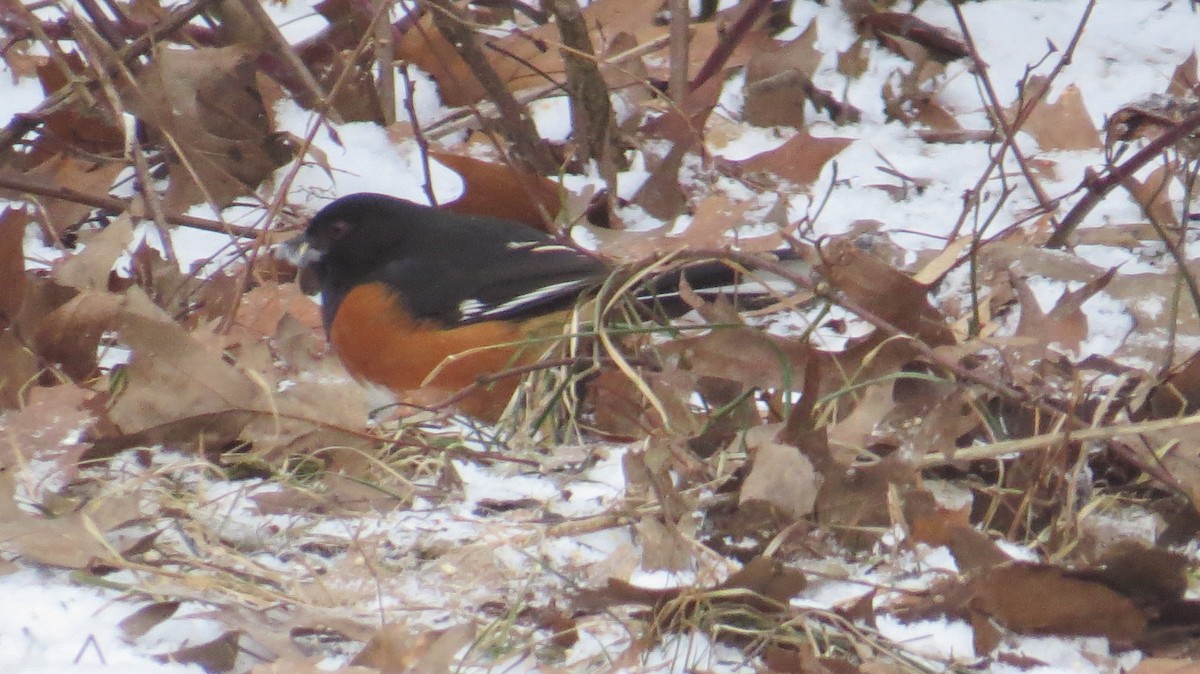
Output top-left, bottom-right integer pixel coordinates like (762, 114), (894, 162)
(505, 241), (581, 255)
(457, 279), (592, 322)
(457, 298), (486, 320)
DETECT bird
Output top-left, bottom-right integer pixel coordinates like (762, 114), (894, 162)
(281, 192), (790, 421)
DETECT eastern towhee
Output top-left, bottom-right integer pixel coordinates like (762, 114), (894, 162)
(282, 193), (787, 421)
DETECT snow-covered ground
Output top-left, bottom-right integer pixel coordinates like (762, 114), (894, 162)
(4, 0), (1200, 672)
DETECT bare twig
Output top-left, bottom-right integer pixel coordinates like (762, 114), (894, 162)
(688, 0), (771, 92)
(545, 0), (620, 189)
(374, 0), (396, 126)
(668, 0), (690, 102)
(235, 0), (338, 121)
(425, 0), (561, 175)
(1046, 109), (1200, 247)
(944, 0), (1096, 243)
(423, 33), (671, 140)
(399, 67), (439, 207)
(0, 170), (247, 236)
(950, 2), (1099, 231)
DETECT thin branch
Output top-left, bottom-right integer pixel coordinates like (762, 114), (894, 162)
(944, 0), (1096, 242)
(0, 170), (248, 236)
(374, 0), (396, 126)
(1046, 109), (1200, 247)
(668, 0), (690, 102)
(235, 0), (339, 121)
(950, 1), (1099, 231)
(425, 0), (561, 175)
(688, 0), (771, 92)
(546, 0), (621, 191)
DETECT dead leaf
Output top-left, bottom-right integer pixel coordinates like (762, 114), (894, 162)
(159, 631), (240, 673)
(1124, 163), (1180, 227)
(53, 215), (133, 290)
(858, 13), (969, 63)
(0, 330), (39, 409)
(743, 20), (821, 129)
(31, 52), (124, 163)
(0, 384), (94, 480)
(352, 622), (476, 674)
(433, 152), (564, 232)
(732, 131), (853, 189)
(0, 468), (142, 569)
(721, 555), (807, 604)
(902, 488), (971, 549)
(24, 156), (124, 238)
(1169, 52), (1199, 98)
(637, 517), (695, 573)
(124, 45), (292, 211)
(1129, 659), (1200, 674)
(107, 287), (263, 435)
(1012, 80), (1101, 151)
(821, 236), (955, 347)
(1084, 541), (1188, 608)
(1012, 266), (1118, 356)
(632, 139), (691, 220)
(33, 290), (122, 380)
(971, 563), (1147, 644)
(738, 426), (821, 520)
(119, 601), (181, 641)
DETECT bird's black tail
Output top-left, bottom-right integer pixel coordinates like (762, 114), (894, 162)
(630, 248), (808, 318)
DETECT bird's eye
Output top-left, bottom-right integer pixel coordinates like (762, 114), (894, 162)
(328, 219), (352, 239)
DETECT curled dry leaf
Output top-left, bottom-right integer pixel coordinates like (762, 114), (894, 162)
(124, 45), (293, 211)
(857, 13), (969, 64)
(32, 290), (121, 380)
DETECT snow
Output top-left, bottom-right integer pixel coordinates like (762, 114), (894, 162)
(3, 0), (1200, 671)
(0, 568), (204, 674)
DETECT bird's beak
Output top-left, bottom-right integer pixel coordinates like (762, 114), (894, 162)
(276, 234), (324, 294)
(276, 234), (322, 268)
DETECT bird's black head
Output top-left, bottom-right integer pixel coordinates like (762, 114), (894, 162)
(277, 193), (432, 325)
(295, 193), (426, 283)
